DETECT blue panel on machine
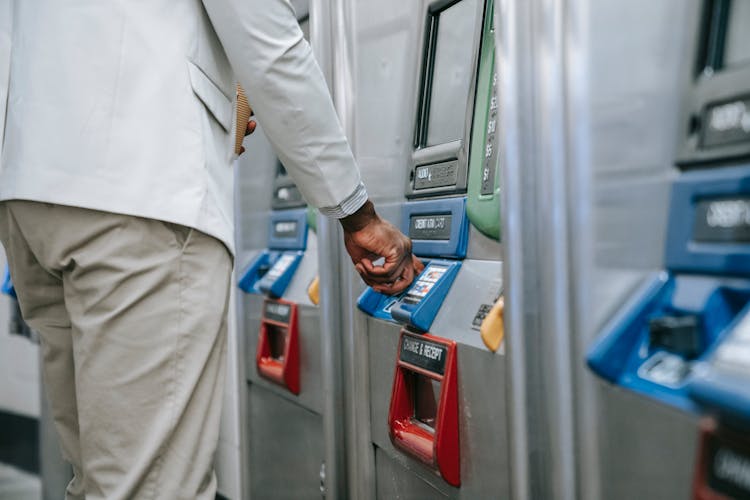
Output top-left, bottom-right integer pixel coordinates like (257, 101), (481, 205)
(390, 260), (461, 332)
(357, 288), (408, 321)
(257, 251), (304, 298)
(688, 308), (750, 425)
(1, 266), (15, 298)
(357, 260), (461, 332)
(358, 197), (467, 327)
(402, 197), (469, 259)
(587, 164), (750, 413)
(268, 209), (308, 251)
(238, 250), (304, 299)
(238, 208), (309, 298)
(665, 165), (750, 277)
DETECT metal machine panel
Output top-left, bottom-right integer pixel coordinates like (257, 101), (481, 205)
(367, 318), (511, 499)
(596, 387), (699, 500)
(406, 0), (486, 198)
(677, 0), (750, 167)
(430, 259), (502, 350)
(244, 298), (323, 415)
(375, 448), (450, 500)
(247, 384), (324, 500)
(570, 2), (720, 500)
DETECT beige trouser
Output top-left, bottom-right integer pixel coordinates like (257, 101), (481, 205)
(0, 201), (232, 500)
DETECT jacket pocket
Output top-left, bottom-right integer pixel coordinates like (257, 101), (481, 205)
(186, 60), (232, 133)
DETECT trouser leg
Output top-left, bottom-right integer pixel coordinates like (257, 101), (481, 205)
(1, 200), (232, 500)
(0, 202), (84, 500)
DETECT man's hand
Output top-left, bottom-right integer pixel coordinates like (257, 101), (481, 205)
(238, 119), (257, 155)
(340, 200), (424, 295)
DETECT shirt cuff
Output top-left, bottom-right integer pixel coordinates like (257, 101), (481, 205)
(318, 182), (368, 219)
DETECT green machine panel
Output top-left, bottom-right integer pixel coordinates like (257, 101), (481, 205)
(467, 0), (501, 241)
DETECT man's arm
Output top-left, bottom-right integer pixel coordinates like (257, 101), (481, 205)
(202, 0), (422, 293)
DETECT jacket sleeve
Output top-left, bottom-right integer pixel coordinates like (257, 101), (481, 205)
(201, 0), (367, 216)
(0, 0), (12, 158)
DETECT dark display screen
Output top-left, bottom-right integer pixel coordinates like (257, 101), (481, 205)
(409, 214), (452, 241)
(723, 0), (750, 69)
(400, 333), (447, 375)
(263, 301), (291, 324)
(705, 433), (750, 498)
(693, 197), (750, 243)
(273, 220), (298, 239)
(423, 0), (478, 147)
(702, 97), (750, 148)
(414, 161), (459, 190)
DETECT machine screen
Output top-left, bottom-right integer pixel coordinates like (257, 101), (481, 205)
(723, 0), (750, 69)
(693, 197), (750, 243)
(273, 221), (299, 239)
(264, 301), (291, 323)
(424, 0), (478, 147)
(405, 265), (448, 304)
(265, 254), (297, 282)
(410, 214), (453, 240)
(702, 97), (750, 148)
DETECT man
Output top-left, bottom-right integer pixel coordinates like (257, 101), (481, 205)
(0, 1), (423, 498)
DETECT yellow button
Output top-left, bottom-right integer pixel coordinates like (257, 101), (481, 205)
(308, 276), (320, 305)
(480, 296), (504, 352)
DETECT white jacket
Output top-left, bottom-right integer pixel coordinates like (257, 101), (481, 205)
(0, 0), (365, 253)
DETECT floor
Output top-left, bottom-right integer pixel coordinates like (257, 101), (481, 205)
(0, 463), (40, 500)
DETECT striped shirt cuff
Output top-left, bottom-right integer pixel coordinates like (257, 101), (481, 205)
(318, 182), (368, 219)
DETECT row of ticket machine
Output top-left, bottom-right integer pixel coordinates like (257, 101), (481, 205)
(235, 0), (504, 497)
(587, 0), (750, 498)
(232, 0), (750, 498)
(0, 0), (748, 498)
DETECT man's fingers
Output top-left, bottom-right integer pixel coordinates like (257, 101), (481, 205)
(367, 259), (419, 294)
(245, 120), (257, 136)
(362, 260), (409, 284)
(355, 262), (367, 277)
(372, 276), (411, 295)
(412, 255), (425, 274)
(398, 263), (415, 287)
(362, 262), (408, 285)
(361, 254), (409, 278)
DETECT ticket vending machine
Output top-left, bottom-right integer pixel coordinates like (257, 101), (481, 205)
(355, 0), (506, 497)
(236, 158), (324, 499)
(232, 6), (326, 496)
(587, 1), (750, 498)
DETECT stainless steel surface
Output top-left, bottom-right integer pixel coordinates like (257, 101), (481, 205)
(430, 259), (502, 350)
(235, 126), (276, 254)
(319, 1), (427, 498)
(246, 384), (325, 500)
(234, 4), (330, 497)
(367, 317), (511, 499)
(595, 388), (699, 500)
(374, 450), (449, 500)
(405, 0), (485, 198)
(243, 298), (324, 413)
(566, 2), (701, 500)
(334, 0), (509, 497)
(466, 225), (503, 262)
(493, 1), (703, 499)
(312, 0), (353, 497)
(316, 215), (348, 500)
(494, 0), (533, 497)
